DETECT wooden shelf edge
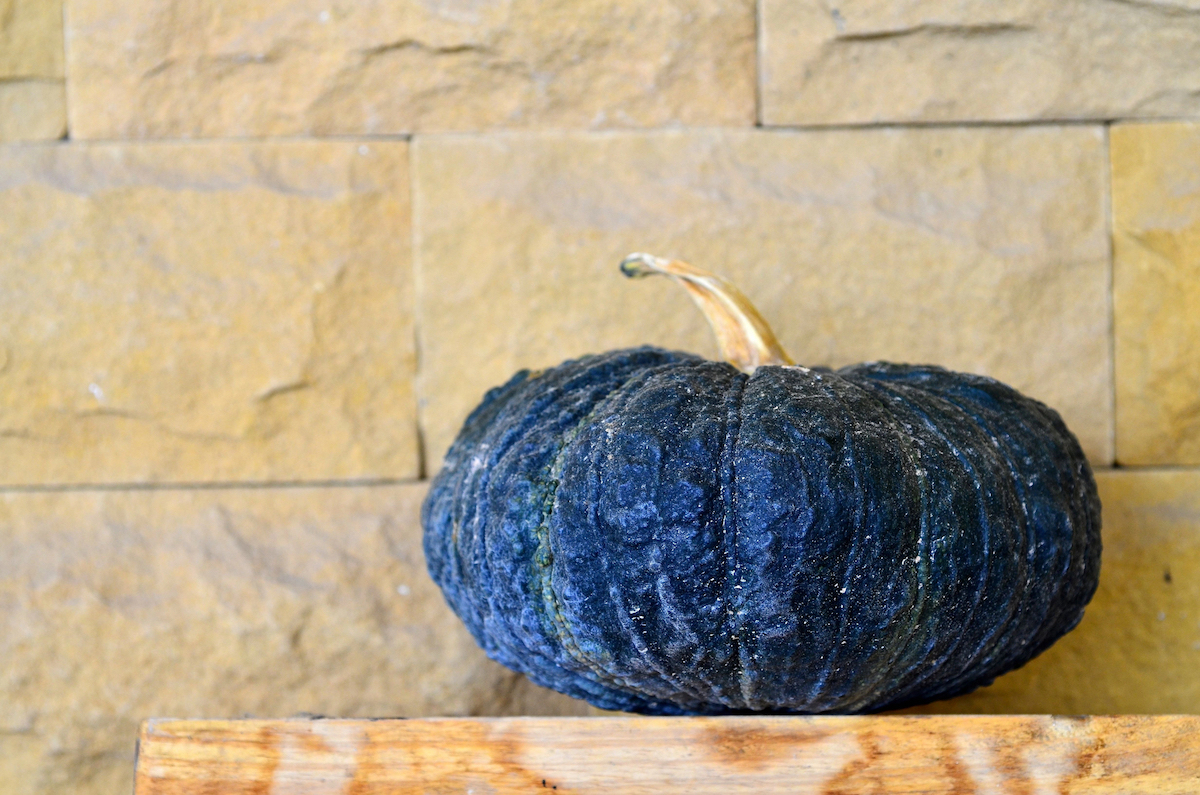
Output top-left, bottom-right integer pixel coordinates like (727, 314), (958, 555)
(136, 714), (1200, 794)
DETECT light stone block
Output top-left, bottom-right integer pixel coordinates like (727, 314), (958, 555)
(0, 141), (418, 485)
(0, 81), (66, 142)
(760, 0), (1200, 126)
(65, 0), (755, 140)
(0, 483), (587, 795)
(0, 0), (65, 141)
(414, 127), (1112, 471)
(0, 0), (63, 79)
(908, 469), (1200, 714)
(1112, 122), (1200, 465)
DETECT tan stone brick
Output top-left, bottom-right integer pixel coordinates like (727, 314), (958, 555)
(907, 469), (1200, 714)
(65, 0), (755, 140)
(0, 0), (63, 79)
(0, 0), (64, 142)
(0, 141), (417, 484)
(0, 81), (65, 142)
(0, 483), (587, 795)
(760, 1), (1200, 126)
(414, 127), (1112, 471)
(1112, 123), (1200, 466)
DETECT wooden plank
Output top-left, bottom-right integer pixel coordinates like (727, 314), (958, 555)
(135, 715), (1200, 794)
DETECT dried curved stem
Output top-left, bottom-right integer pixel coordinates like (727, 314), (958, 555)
(620, 253), (793, 374)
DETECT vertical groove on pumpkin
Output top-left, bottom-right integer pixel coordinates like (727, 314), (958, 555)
(537, 355), (722, 711)
(539, 365), (651, 698)
(818, 372), (923, 713)
(891, 391), (993, 704)
(584, 362), (734, 708)
(928, 381), (1059, 692)
(620, 253), (794, 374)
(716, 367), (748, 709)
(857, 380), (994, 707)
(925, 380), (1040, 696)
(810, 370), (867, 711)
(840, 375), (933, 708)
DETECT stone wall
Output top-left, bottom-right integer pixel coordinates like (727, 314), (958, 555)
(3, 0), (1200, 791)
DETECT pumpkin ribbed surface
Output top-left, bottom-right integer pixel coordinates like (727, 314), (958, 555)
(422, 346), (1101, 714)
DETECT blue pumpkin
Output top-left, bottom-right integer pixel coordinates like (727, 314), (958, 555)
(422, 255), (1101, 714)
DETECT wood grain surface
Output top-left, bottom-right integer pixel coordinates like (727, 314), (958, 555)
(135, 715), (1200, 794)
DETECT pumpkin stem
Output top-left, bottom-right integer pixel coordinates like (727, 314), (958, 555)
(620, 253), (793, 374)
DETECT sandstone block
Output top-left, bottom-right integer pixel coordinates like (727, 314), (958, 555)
(0, 0), (63, 79)
(413, 127), (1112, 471)
(1112, 123), (1200, 465)
(0, 483), (587, 795)
(908, 469), (1200, 714)
(0, 141), (417, 484)
(760, 1), (1200, 126)
(0, 0), (65, 141)
(65, 0), (755, 139)
(0, 81), (65, 142)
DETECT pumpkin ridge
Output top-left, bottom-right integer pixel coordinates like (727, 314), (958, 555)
(845, 368), (1090, 709)
(843, 374), (1022, 710)
(549, 358), (720, 711)
(830, 369), (931, 706)
(882, 381), (988, 703)
(535, 365), (665, 697)
(589, 361), (745, 707)
(539, 359), (721, 707)
(894, 394), (997, 704)
(720, 367), (749, 708)
(1010, 399), (1100, 658)
(916, 380), (1092, 694)
(434, 348), (700, 713)
(574, 362), (750, 711)
(923, 382), (1064, 690)
(842, 376), (1005, 708)
(803, 372), (924, 712)
(473, 372), (588, 665)
(443, 370), (544, 655)
(799, 369), (871, 710)
(550, 359), (750, 711)
(730, 366), (902, 710)
(769, 368), (934, 712)
(459, 369), (577, 664)
(908, 383), (1044, 702)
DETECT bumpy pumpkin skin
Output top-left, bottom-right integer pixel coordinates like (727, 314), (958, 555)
(422, 347), (1101, 714)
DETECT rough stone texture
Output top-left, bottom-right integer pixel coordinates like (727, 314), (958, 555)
(414, 127), (1112, 471)
(0, 81), (66, 142)
(0, 141), (418, 485)
(0, 0), (63, 78)
(0, 0), (65, 142)
(0, 483), (588, 795)
(64, 0), (755, 140)
(1112, 123), (1200, 466)
(760, 0), (1200, 126)
(908, 469), (1200, 714)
